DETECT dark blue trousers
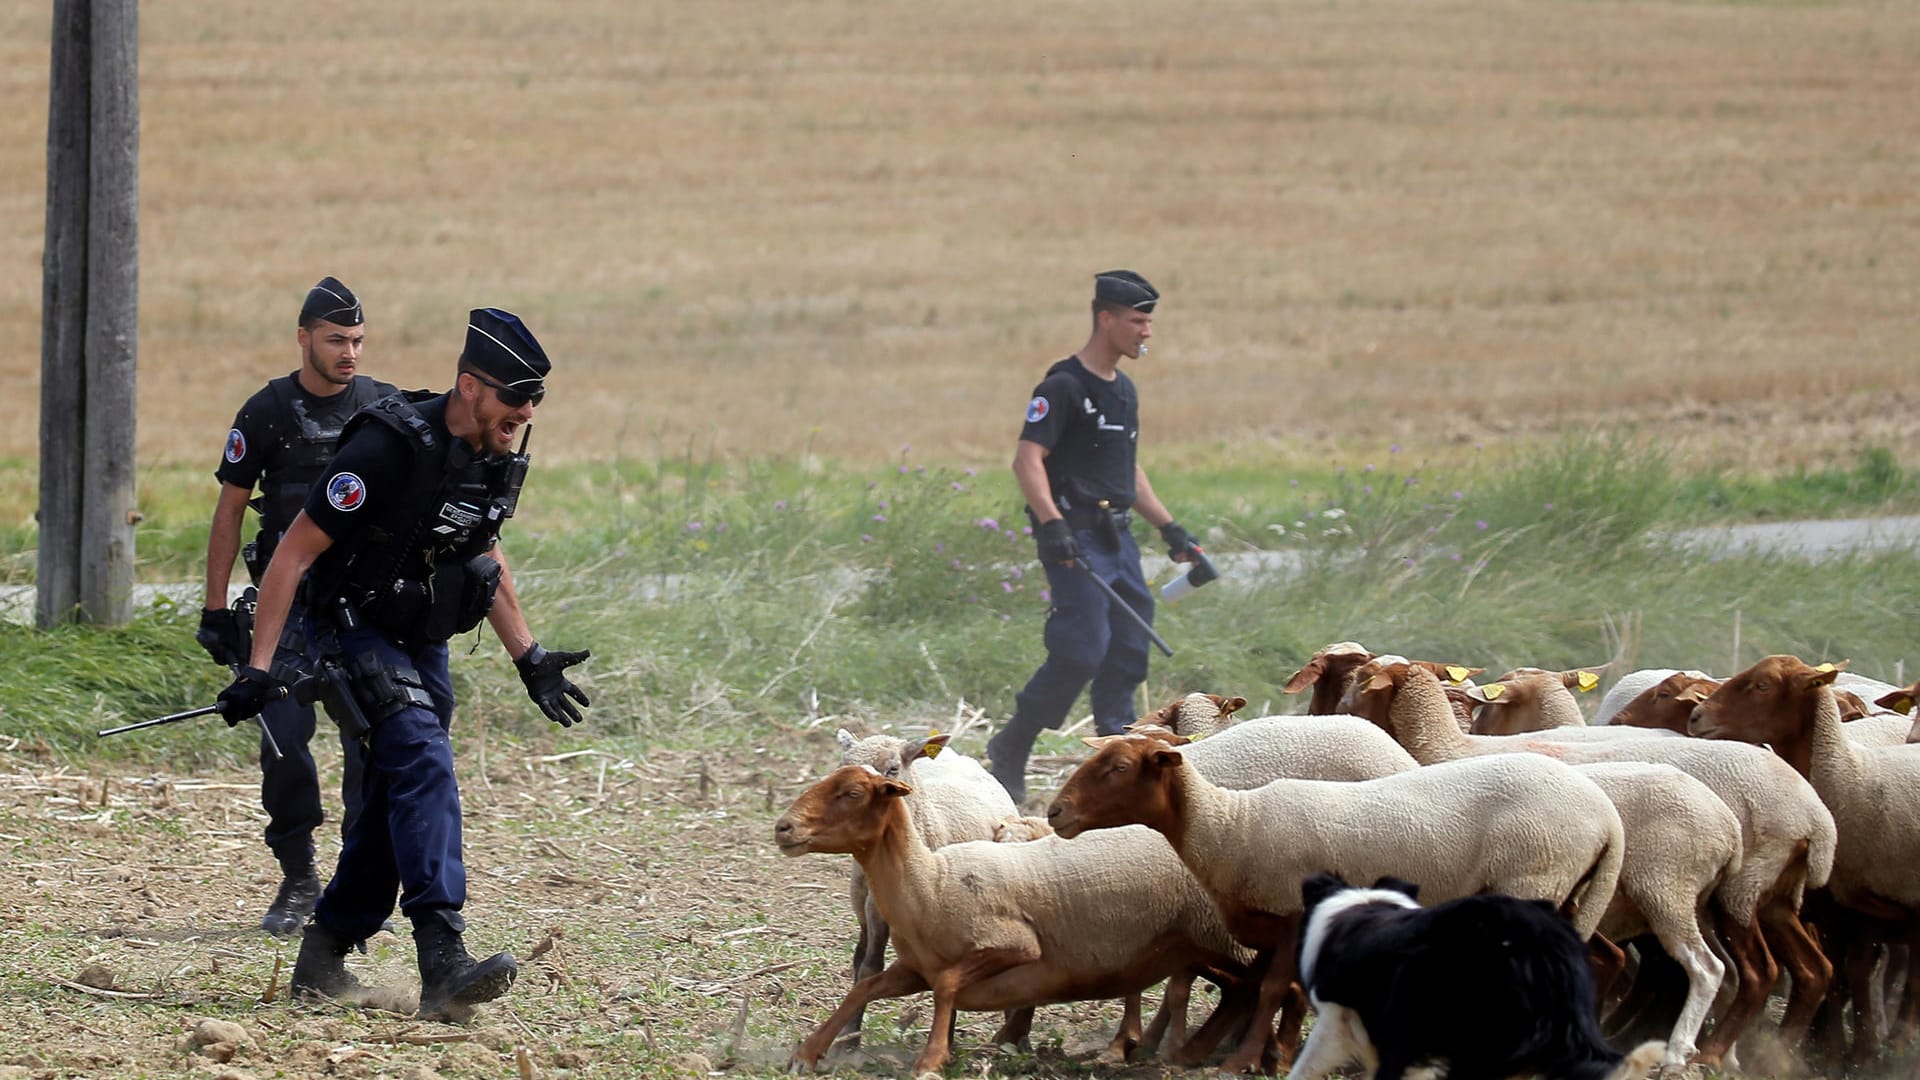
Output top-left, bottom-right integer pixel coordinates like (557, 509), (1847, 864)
(1009, 525), (1156, 739)
(311, 629), (466, 944)
(258, 694), (366, 873)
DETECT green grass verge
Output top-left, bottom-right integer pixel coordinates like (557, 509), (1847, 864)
(3, 436), (1916, 767)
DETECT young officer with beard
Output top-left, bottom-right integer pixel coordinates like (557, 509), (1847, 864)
(198, 276), (396, 937)
(985, 271), (1203, 804)
(217, 308), (592, 1020)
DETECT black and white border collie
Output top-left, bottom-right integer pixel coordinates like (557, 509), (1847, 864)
(1289, 872), (1664, 1080)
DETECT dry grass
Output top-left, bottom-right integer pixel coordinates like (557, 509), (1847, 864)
(1, 0), (1916, 470)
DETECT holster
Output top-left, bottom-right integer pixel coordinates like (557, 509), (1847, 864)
(242, 530), (274, 585)
(345, 651), (436, 721)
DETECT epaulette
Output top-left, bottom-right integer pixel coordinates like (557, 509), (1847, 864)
(341, 389), (440, 451)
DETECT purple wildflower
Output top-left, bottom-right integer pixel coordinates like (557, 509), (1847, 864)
(1476, 520), (1489, 530)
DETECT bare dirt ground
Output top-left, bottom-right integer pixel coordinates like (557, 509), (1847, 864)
(0, 726), (1175, 1080)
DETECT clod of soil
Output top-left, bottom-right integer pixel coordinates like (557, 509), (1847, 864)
(183, 1018), (254, 1062)
(74, 964), (115, 990)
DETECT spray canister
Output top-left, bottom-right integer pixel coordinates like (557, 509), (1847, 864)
(1159, 549), (1221, 603)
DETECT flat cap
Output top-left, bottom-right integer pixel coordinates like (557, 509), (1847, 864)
(462, 307), (550, 392)
(301, 276), (364, 326)
(1094, 269), (1158, 312)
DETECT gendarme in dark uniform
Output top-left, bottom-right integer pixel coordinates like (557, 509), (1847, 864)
(198, 276), (395, 937)
(217, 307), (591, 1021)
(986, 271), (1203, 803)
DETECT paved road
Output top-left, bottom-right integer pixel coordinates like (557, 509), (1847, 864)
(4, 515), (1916, 624)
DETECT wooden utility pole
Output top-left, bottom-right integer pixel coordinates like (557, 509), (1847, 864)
(39, 0), (138, 627)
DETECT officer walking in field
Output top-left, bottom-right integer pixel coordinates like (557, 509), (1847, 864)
(986, 271), (1203, 803)
(198, 276), (396, 936)
(216, 307), (592, 1020)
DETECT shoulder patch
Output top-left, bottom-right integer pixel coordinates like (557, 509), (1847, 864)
(326, 472), (367, 512)
(1026, 396), (1050, 423)
(224, 428), (246, 463)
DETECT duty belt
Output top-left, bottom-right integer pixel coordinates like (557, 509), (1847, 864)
(1061, 506), (1132, 531)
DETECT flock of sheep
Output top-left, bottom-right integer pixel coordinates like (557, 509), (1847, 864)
(771, 642), (1920, 1079)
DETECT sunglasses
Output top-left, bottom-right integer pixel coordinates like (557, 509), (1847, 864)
(468, 370), (545, 408)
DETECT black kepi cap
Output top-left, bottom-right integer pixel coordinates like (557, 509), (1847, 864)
(1094, 269), (1158, 312)
(301, 276), (364, 326)
(462, 308), (551, 394)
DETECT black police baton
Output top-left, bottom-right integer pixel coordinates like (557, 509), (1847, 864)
(99, 689), (292, 760)
(1076, 562), (1174, 658)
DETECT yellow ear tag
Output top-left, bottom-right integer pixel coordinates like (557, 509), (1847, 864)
(1816, 663), (1836, 674)
(1893, 695), (1915, 716)
(1446, 666), (1472, 685)
(1190, 731), (1207, 742)
(923, 731), (944, 758)
(1577, 671), (1600, 693)
(1482, 683), (1505, 700)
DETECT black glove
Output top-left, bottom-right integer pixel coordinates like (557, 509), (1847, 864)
(216, 666), (279, 726)
(196, 607), (250, 667)
(516, 643), (593, 727)
(1160, 521), (1202, 562)
(1034, 518), (1081, 567)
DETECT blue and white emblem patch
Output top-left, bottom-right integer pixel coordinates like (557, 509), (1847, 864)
(1025, 396), (1050, 423)
(224, 428), (246, 463)
(326, 472), (366, 512)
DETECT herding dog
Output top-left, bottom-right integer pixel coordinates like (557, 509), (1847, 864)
(1288, 872), (1664, 1080)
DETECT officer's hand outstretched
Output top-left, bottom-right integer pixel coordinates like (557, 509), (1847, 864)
(1160, 521), (1202, 564)
(1034, 519), (1082, 568)
(516, 643), (592, 727)
(196, 608), (251, 667)
(217, 666), (280, 725)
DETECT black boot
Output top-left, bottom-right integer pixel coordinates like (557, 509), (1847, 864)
(985, 719), (1038, 804)
(290, 921), (364, 1000)
(261, 868), (322, 938)
(414, 913), (517, 1021)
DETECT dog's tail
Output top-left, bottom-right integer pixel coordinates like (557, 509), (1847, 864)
(1577, 1039), (1663, 1080)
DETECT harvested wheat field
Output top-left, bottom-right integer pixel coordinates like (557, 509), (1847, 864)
(1, 0), (1916, 469)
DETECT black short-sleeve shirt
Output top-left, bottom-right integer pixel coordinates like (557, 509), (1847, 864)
(1018, 356), (1140, 510)
(301, 416), (410, 543)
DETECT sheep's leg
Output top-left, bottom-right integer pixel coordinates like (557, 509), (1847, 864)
(1891, 928), (1920, 1049)
(987, 1007), (1034, 1051)
(1222, 928), (1303, 1076)
(1096, 992), (1144, 1064)
(1691, 906), (1774, 1068)
(1758, 894), (1835, 1057)
(1173, 973), (1254, 1063)
(791, 962), (929, 1072)
(1588, 933), (1629, 1001)
(1139, 972), (1193, 1059)
(834, 889), (892, 1053)
(912, 971), (965, 1079)
(1841, 935), (1881, 1070)
(1648, 910), (1725, 1069)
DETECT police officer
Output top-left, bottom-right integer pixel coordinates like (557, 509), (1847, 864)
(198, 276), (396, 936)
(217, 308), (591, 1020)
(985, 271), (1202, 803)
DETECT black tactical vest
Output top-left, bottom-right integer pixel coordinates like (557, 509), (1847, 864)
(309, 392), (513, 646)
(259, 376), (389, 538)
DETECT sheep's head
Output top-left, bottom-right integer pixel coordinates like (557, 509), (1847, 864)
(1492, 664), (1609, 695)
(1872, 679), (1920, 743)
(834, 729), (951, 780)
(1047, 735), (1185, 839)
(1284, 642), (1378, 715)
(992, 815), (1054, 842)
(1611, 672), (1722, 734)
(774, 766), (912, 857)
(1462, 673), (1580, 735)
(1134, 692), (1246, 739)
(1339, 660), (1406, 730)
(1688, 655), (1846, 747)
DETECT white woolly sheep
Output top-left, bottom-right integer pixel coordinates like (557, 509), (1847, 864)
(1691, 656), (1920, 1062)
(1049, 737), (1625, 1076)
(833, 729), (1015, 1050)
(1345, 663), (1741, 1070)
(776, 766), (1255, 1079)
(1343, 660), (1838, 1067)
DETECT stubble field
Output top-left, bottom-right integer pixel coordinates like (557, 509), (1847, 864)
(0, 0), (1917, 471)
